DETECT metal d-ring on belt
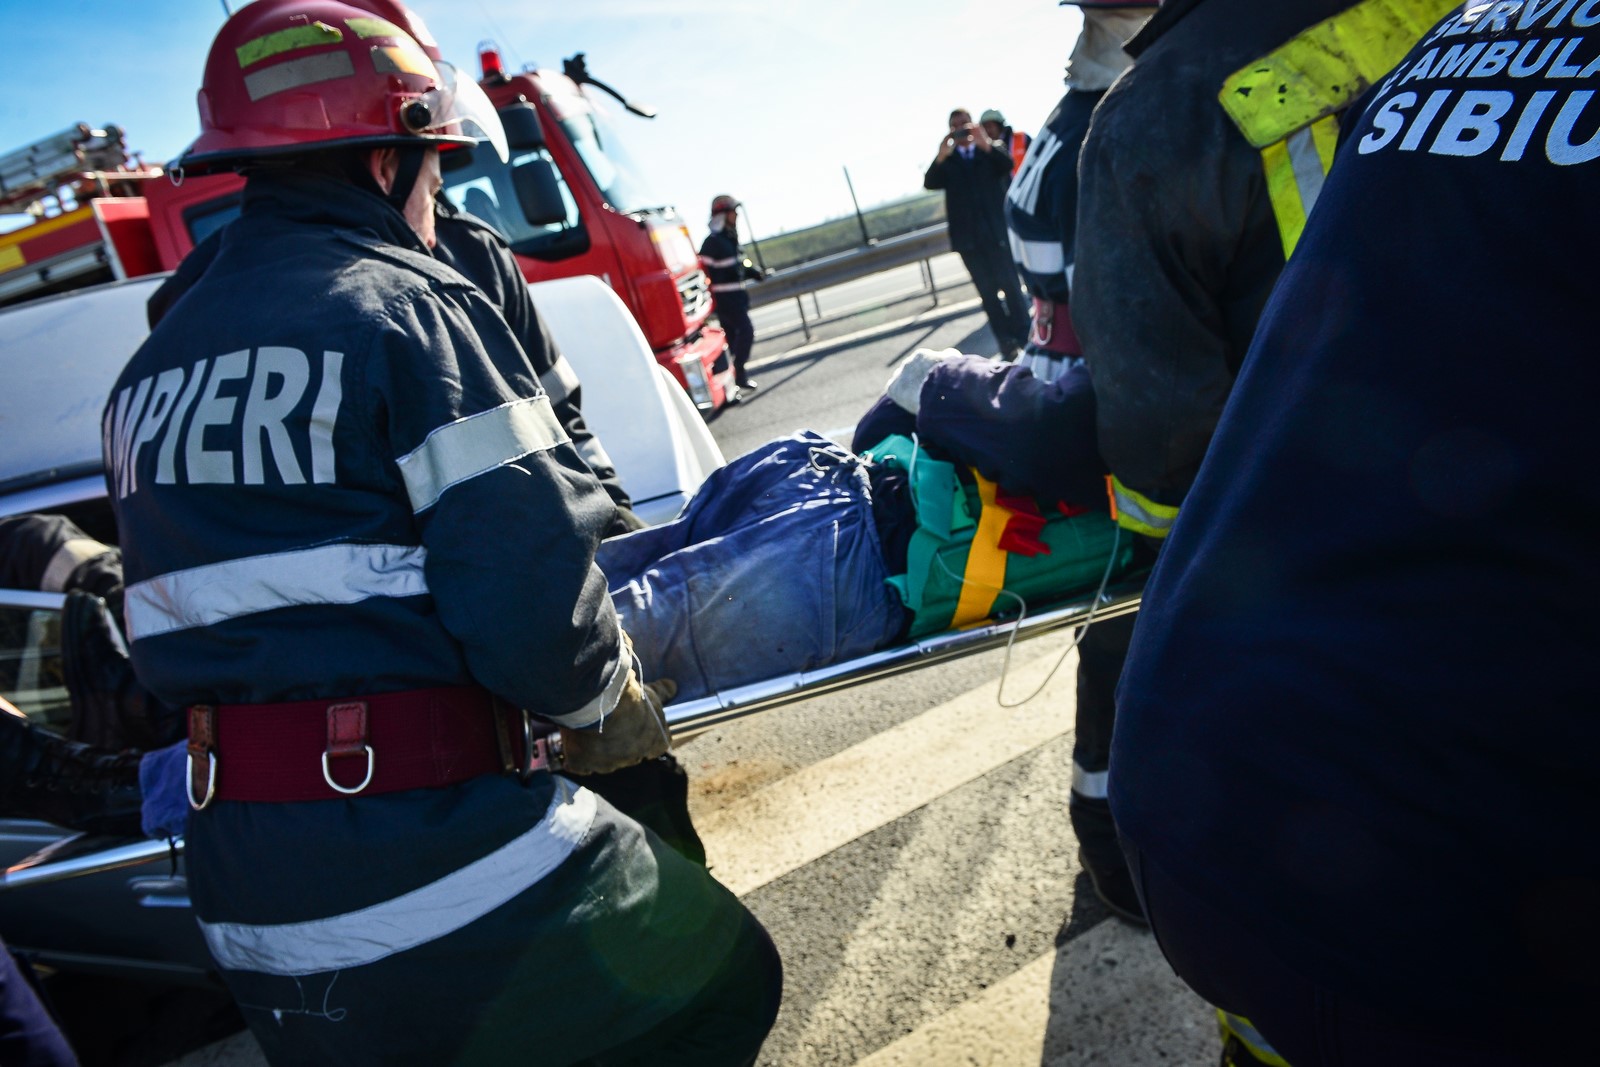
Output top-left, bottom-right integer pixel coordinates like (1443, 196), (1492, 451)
(185, 686), (561, 809)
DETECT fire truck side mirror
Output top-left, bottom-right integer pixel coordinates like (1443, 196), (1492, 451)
(513, 158), (568, 227)
(500, 105), (546, 152)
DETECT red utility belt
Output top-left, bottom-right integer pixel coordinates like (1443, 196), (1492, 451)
(1029, 298), (1083, 357)
(186, 686), (559, 808)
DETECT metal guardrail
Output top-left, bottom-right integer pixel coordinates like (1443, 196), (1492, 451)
(745, 224), (954, 342)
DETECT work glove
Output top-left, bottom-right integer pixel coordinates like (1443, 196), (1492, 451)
(558, 668), (676, 777)
(884, 348), (960, 416)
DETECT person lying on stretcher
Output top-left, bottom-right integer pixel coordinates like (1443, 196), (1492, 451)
(600, 348), (1135, 706)
(3, 349), (1130, 838)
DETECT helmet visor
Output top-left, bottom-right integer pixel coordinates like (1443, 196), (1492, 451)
(420, 61), (509, 163)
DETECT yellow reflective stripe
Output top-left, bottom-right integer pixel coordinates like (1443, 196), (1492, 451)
(371, 43), (434, 77)
(952, 472), (1008, 627)
(235, 22), (344, 69)
(1260, 138), (1308, 260)
(1310, 111), (1340, 171)
(1218, 0), (1460, 148)
(1109, 476), (1179, 540)
(346, 16), (404, 39)
(1217, 1010), (1293, 1067)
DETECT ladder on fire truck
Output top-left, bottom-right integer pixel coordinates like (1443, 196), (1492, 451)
(0, 124), (163, 307)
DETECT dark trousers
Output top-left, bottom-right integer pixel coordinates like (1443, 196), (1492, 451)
(958, 243), (1029, 353)
(716, 292), (755, 384)
(576, 904), (781, 1067)
(581, 754), (707, 867)
(1068, 612), (1136, 876)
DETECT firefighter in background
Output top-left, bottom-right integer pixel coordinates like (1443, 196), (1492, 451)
(979, 108), (1032, 176)
(105, 3), (780, 1064)
(1112, 5), (1600, 1062)
(699, 194), (768, 399)
(992, 0), (1159, 931)
(880, 1), (1451, 1060)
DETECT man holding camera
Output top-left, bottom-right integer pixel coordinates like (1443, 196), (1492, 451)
(925, 109), (1029, 359)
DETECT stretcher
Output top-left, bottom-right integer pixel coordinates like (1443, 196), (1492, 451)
(1, 575), (1144, 889)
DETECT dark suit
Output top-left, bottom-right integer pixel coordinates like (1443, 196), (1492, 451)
(925, 142), (1029, 353)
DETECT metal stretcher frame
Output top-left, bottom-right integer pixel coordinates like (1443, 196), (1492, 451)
(2, 577), (1145, 888)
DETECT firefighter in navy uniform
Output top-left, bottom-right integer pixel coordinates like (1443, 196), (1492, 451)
(104, 3), (779, 1064)
(699, 194), (766, 398)
(1004, 1), (1153, 386)
(146, 0), (706, 866)
(999, 0), (1157, 931)
(1113, 4), (1600, 1062)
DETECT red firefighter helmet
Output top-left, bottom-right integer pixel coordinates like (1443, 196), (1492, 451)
(342, 0), (443, 61)
(180, 0), (481, 173)
(710, 194), (741, 215)
(341, 0), (510, 162)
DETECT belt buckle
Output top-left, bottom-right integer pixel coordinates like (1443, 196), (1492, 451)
(186, 750), (217, 810)
(520, 710), (561, 780)
(322, 701), (375, 796)
(187, 704), (217, 810)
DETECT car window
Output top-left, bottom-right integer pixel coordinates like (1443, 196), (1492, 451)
(0, 597), (70, 729)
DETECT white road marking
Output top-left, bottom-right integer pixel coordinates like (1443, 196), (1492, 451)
(855, 921), (1219, 1067)
(786, 734), (1079, 1060)
(694, 646), (1078, 896)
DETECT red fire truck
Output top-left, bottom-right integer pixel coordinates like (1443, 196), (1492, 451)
(0, 48), (735, 410)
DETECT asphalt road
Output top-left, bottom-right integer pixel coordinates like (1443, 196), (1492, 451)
(139, 299), (1222, 1067)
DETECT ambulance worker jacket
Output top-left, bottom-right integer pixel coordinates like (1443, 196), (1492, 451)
(1114, 5), (1600, 1054)
(107, 168), (627, 725)
(1079, 0), (1383, 528)
(698, 229), (763, 298)
(430, 198), (632, 512)
(1005, 89), (1102, 305)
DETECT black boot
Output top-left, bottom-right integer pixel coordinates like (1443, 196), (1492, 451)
(0, 713), (144, 836)
(1069, 792), (1147, 926)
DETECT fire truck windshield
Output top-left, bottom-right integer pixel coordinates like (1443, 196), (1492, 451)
(552, 93), (664, 215)
(439, 142), (584, 259)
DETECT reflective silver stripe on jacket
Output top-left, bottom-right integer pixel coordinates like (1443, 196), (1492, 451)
(1007, 232), (1066, 276)
(396, 395), (568, 514)
(711, 281), (745, 293)
(700, 255), (738, 268)
(125, 542), (428, 641)
(538, 357), (582, 406)
(1284, 125), (1328, 219)
(575, 436), (617, 476)
(198, 780), (597, 976)
(41, 538), (112, 592)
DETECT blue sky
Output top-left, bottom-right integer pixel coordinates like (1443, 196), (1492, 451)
(0, 0), (1087, 239)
